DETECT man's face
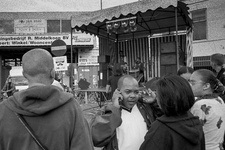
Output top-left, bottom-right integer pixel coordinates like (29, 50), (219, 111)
(189, 72), (205, 97)
(136, 59), (140, 64)
(8, 78), (12, 83)
(120, 78), (139, 109)
(210, 60), (217, 70)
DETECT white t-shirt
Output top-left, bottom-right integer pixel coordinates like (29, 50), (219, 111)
(116, 104), (148, 150)
(191, 97), (225, 150)
(52, 80), (64, 90)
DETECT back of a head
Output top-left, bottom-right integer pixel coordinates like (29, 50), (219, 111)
(22, 48), (54, 82)
(211, 53), (224, 66)
(177, 66), (194, 76)
(113, 63), (123, 76)
(144, 77), (160, 91)
(156, 75), (195, 116)
(194, 69), (224, 94)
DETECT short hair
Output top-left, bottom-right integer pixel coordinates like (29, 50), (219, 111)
(22, 48), (54, 77)
(156, 75), (195, 116)
(177, 66), (194, 76)
(211, 53), (224, 66)
(112, 63), (123, 76)
(117, 75), (137, 90)
(194, 69), (224, 94)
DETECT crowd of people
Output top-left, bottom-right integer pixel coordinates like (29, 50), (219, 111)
(0, 49), (225, 150)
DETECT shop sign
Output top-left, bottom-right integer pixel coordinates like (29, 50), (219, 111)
(53, 56), (67, 71)
(78, 49), (99, 66)
(0, 34), (94, 46)
(14, 19), (47, 34)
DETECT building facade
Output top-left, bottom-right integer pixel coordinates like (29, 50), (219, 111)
(182, 0), (225, 69)
(0, 12), (98, 88)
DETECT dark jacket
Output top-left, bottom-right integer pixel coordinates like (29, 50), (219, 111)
(0, 85), (94, 150)
(91, 100), (162, 150)
(217, 68), (225, 85)
(217, 68), (225, 100)
(140, 112), (205, 150)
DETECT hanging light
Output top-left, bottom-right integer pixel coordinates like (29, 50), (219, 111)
(106, 23), (113, 35)
(129, 19), (137, 32)
(113, 22), (120, 34)
(129, 19), (136, 27)
(121, 21), (129, 33)
(113, 22), (120, 29)
(106, 16), (137, 34)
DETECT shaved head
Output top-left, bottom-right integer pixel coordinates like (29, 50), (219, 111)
(22, 48), (54, 85)
(117, 75), (139, 109)
(117, 75), (138, 90)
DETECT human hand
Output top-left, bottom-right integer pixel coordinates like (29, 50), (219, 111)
(112, 89), (123, 109)
(141, 88), (157, 103)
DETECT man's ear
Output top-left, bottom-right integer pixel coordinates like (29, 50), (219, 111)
(203, 83), (210, 90)
(22, 70), (28, 79)
(50, 69), (55, 79)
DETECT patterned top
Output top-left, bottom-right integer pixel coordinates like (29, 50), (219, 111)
(191, 95), (225, 150)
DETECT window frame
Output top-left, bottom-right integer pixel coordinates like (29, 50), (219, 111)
(191, 8), (207, 41)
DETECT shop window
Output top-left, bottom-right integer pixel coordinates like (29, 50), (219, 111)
(62, 20), (71, 33)
(191, 8), (207, 40)
(47, 20), (60, 33)
(0, 20), (14, 34)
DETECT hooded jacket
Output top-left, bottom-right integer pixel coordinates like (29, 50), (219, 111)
(0, 85), (94, 150)
(140, 111), (205, 150)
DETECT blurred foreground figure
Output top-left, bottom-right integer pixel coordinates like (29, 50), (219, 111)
(0, 48), (94, 150)
(140, 75), (205, 150)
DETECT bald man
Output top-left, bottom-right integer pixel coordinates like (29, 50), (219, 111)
(91, 75), (162, 150)
(0, 49), (94, 150)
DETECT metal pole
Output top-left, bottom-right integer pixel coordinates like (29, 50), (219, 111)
(70, 18), (74, 88)
(175, 7), (179, 70)
(100, 0), (102, 10)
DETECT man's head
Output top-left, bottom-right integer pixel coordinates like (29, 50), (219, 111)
(7, 76), (12, 83)
(210, 53), (224, 72)
(117, 75), (139, 109)
(22, 48), (55, 86)
(135, 57), (141, 64)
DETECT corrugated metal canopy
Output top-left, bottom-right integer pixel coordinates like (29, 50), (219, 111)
(71, 0), (192, 41)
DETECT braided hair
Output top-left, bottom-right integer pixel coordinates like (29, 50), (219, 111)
(195, 69), (224, 94)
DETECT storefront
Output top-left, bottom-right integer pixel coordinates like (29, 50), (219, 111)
(0, 17), (96, 88)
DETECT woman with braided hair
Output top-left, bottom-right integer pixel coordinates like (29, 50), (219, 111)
(190, 69), (225, 150)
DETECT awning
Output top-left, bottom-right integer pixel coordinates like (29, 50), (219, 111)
(71, 0), (192, 41)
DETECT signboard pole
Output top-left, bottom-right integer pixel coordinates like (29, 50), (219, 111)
(175, 8), (179, 70)
(70, 22), (74, 88)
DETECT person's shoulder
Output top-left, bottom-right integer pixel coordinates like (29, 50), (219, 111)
(193, 99), (207, 105)
(146, 119), (165, 137)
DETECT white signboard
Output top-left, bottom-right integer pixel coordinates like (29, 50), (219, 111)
(78, 49), (99, 66)
(53, 56), (67, 71)
(0, 34), (94, 46)
(14, 19), (47, 34)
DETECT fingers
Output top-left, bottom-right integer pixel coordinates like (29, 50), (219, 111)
(112, 89), (123, 108)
